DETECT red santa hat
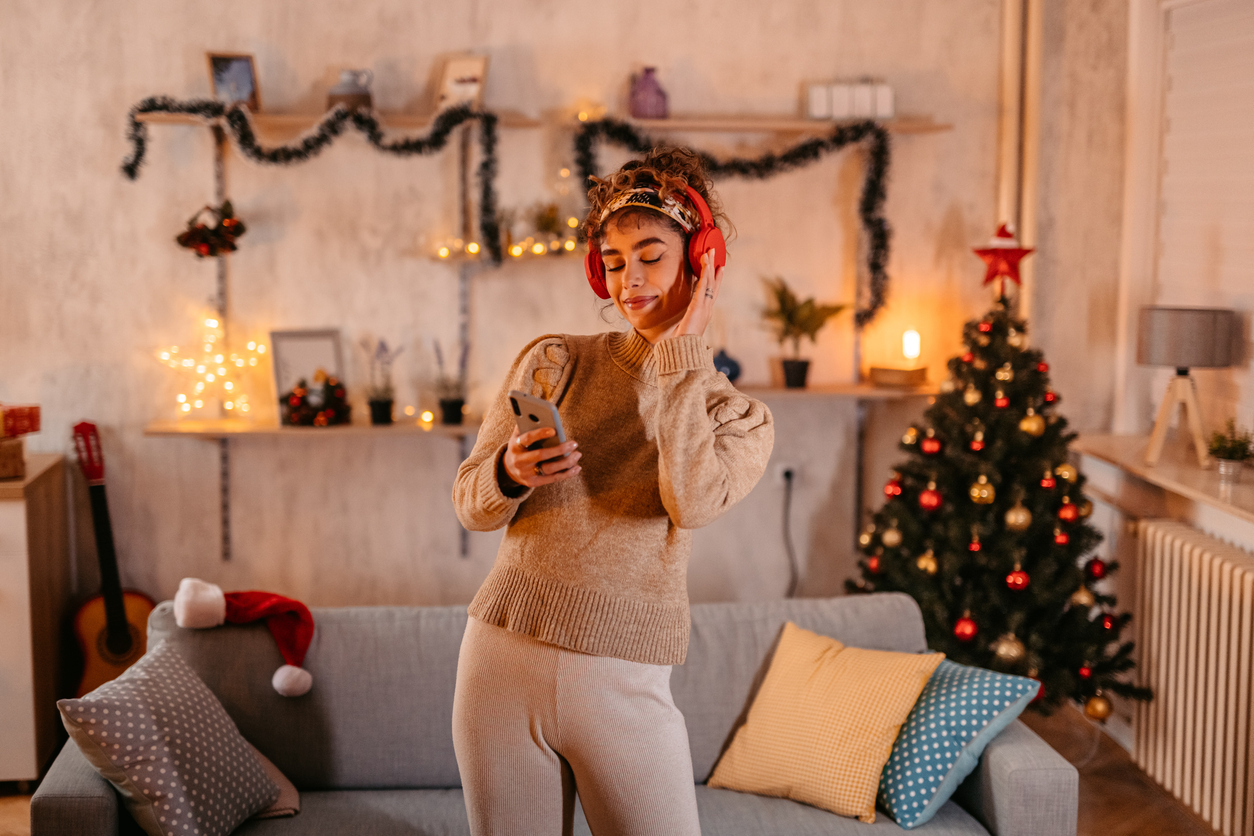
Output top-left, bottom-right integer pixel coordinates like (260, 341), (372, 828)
(174, 578), (315, 697)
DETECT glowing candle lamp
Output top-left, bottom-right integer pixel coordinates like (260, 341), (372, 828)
(420, 410), (435, 423)
(903, 330), (921, 362)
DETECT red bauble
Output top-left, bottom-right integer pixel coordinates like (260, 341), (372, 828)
(1041, 476), (1056, 489)
(1054, 529), (1070, 545)
(969, 537), (982, 552)
(921, 437), (942, 455)
(1079, 665), (1092, 679)
(1037, 362), (1049, 373)
(1086, 557), (1108, 580)
(867, 556), (881, 574)
(1102, 613), (1116, 631)
(1058, 503), (1079, 522)
(995, 394), (1010, 408)
(978, 321), (993, 333)
(962, 352), (975, 364)
(970, 439), (985, 452)
(289, 395), (302, 407)
(919, 487), (942, 511)
(884, 478), (902, 498)
(954, 615), (978, 641)
(1044, 390), (1057, 403)
(196, 243), (211, 256)
(1006, 569), (1031, 591)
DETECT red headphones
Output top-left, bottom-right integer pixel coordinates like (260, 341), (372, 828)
(584, 185), (727, 300)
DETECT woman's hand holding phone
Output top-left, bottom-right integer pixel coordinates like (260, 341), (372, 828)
(502, 425), (581, 489)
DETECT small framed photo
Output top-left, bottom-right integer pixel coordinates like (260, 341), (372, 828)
(207, 52), (261, 111)
(270, 329), (344, 396)
(437, 54), (489, 110)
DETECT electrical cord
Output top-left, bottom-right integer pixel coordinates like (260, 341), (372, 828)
(783, 468), (799, 597)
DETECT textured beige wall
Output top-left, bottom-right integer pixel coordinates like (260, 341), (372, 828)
(0, 1), (1009, 606)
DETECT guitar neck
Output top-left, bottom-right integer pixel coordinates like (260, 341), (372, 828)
(87, 483), (129, 643)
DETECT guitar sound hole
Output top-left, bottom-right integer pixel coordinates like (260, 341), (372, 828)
(96, 623), (143, 665)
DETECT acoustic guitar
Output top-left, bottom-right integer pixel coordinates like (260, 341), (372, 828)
(71, 421), (155, 697)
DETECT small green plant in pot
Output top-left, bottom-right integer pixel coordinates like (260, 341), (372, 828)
(1209, 419), (1253, 482)
(362, 338), (404, 425)
(762, 277), (846, 388)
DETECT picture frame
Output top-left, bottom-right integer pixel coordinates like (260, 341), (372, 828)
(207, 52), (261, 111)
(437, 54), (489, 110)
(269, 329), (344, 397)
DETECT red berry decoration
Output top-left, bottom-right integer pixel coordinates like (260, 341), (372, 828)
(1037, 362), (1049, 372)
(995, 392), (1010, 408)
(1044, 390), (1057, 403)
(978, 321), (992, 333)
(954, 615), (978, 642)
(1006, 569), (1030, 591)
(1102, 613), (1116, 631)
(1058, 502), (1079, 522)
(921, 437), (942, 455)
(1079, 665), (1092, 679)
(1041, 474), (1056, 489)
(961, 352), (975, 364)
(884, 477), (902, 498)
(867, 556), (881, 574)
(1086, 557), (1108, 580)
(1054, 529), (1069, 545)
(968, 534), (982, 552)
(919, 482), (942, 511)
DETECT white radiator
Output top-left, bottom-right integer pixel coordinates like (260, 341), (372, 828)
(1135, 519), (1254, 836)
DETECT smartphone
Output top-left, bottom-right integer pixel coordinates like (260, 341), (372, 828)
(508, 390), (567, 450)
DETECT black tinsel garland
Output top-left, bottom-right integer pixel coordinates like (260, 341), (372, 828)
(574, 118), (892, 327)
(122, 97), (503, 263)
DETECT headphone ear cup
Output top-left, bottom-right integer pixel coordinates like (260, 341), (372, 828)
(687, 226), (728, 275)
(584, 249), (610, 299)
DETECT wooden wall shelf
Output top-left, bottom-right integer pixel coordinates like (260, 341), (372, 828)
(144, 419), (477, 440)
(136, 110), (542, 131)
(740, 383), (938, 400)
(624, 114), (951, 135)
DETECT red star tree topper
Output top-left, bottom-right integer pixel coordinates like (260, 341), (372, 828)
(973, 224), (1033, 297)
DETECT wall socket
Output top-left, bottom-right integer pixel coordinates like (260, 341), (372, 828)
(775, 463), (798, 484)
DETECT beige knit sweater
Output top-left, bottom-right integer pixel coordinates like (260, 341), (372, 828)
(453, 329), (774, 665)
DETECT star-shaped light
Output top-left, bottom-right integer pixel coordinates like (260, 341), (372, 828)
(974, 224), (1033, 286)
(157, 314), (266, 418)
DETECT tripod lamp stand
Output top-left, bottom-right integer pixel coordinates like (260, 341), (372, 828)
(1138, 306), (1236, 467)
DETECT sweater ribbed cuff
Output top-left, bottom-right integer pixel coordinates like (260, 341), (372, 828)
(655, 335), (711, 375)
(478, 445), (532, 513)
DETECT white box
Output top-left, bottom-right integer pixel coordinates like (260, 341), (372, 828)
(851, 82), (875, 118)
(829, 83), (852, 119)
(806, 83), (831, 119)
(874, 84), (895, 119)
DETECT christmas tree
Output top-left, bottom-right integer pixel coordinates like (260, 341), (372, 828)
(849, 229), (1151, 716)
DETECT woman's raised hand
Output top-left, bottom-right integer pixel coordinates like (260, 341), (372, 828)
(502, 425), (581, 489)
(674, 249), (725, 339)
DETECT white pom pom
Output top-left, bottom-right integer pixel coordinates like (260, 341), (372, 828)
(174, 578), (226, 628)
(272, 665), (312, 697)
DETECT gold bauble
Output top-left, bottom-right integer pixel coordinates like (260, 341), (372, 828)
(940, 378), (956, 394)
(973, 357), (988, 369)
(1078, 498), (1094, 518)
(881, 527), (903, 548)
(1007, 329), (1025, 348)
(969, 475), (996, 505)
(1005, 502), (1033, 531)
(963, 386), (983, 406)
(1070, 587), (1096, 608)
(903, 427), (919, 445)
(858, 530), (874, 548)
(995, 363), (1015, 382)
(992, 633), (1026, 664)
(1085, 693), (1113, 721)
(977, 334), (990, 347)
(916, 550), (938, 575)
(1019, 409), (1046, 437)
(1055, 463), (1078, 483)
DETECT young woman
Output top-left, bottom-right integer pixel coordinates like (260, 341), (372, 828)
(451, 147), (774, 836)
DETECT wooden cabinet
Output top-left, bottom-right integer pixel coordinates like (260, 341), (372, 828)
(0, 454), (71, 782)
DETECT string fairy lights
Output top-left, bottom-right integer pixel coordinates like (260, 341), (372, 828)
(157, 315), (267, 417)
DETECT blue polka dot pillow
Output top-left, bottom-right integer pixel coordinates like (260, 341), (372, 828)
(878, 659), (1040, 829)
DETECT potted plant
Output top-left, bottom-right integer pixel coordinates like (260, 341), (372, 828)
(1208, 419), (1252, 481)
(762, 277), (847, 388)
(362, 338), (403, 425)
(434, 339), (468, 425)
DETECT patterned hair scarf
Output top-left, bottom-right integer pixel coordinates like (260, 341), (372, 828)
(598, 188), (697, 233)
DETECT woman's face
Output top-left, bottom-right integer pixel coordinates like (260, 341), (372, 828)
(601, 214), (693, 343)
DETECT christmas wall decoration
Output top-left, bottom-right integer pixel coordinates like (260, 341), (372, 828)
(157, 315), (266, 417)
(279, 371), (351, 427)
(574, 118), (891, 327)
(122, 98), (503, 262)
(848, 242), (1152, 714)
(176, 201), (246, 258)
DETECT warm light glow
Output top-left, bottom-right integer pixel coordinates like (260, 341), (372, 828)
(193, 399), (204, 408)
(195, 382), (205, 393)
(438, 246), (451, 258)
(203, 343), (213, 352)
(235, 358), (244, 367)
(559, 168), (571, 178)
(217, 367), (226, 375)
(183, 359), (194, 367)
(160, 351), (170, 360)
(177, 394), (187, 403)
(577, 111), (589, 122)
(241, 403), (250, 412)
(466, 242), (480, 255)
(404, 405), (415, 416)
(511, 245), (523, 257)
(214, 354), (224, 363)
(567, 217), (578, 228)
(224, 401), (234, 410)
(532, 242), (545, 255)
(249, 357), (258, 366)
(205, 318), (218, 328)
(205, 373), (216, 382)
(256, 344), (265, 354)
(181, 403), (191, 412)
(420, 410), (434, 423)
(903, 330), (921, 361)
(224, 381), (234, 390)
(247, 341), (256, 350)
(196, 365), (206, 374)
(564, 240), (576, 251)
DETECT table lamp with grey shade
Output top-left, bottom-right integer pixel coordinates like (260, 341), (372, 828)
(1138, 306), (1237, 467)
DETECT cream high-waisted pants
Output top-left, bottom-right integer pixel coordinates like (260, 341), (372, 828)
(451, 616), (702, 836)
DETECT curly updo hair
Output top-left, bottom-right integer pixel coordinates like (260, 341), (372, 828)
(582, 146), (732, 247)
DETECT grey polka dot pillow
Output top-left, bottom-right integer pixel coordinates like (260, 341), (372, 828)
(57, 639), (280, 836)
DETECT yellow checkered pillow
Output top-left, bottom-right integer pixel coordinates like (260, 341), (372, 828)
(708, 622), (943, 823)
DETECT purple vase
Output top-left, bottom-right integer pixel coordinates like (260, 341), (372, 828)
(630, 68), (669, 119)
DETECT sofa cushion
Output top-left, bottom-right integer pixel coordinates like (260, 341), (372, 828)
(677, 593), (929, 782)
(57, 640), (279, 836)
(880, 661), (1039, 829)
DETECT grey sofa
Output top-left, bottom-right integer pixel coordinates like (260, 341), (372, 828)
(32, 593), (1077, 835)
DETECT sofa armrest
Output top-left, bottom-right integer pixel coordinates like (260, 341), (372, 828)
(954, 720), (1078, 836)
(30, 742), (119, 836)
